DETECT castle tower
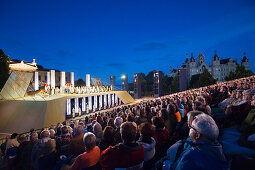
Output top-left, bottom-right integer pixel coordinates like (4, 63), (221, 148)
(212, 50), (220, 81)
(197, 51), (205, 67)
(241, 52), (250, 70)
(188, 52), (196, 81)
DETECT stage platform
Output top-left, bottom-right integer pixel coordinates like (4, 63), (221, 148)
(0, 91), (134, 134)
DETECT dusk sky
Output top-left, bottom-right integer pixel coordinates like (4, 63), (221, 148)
(1, 0), (255, 85)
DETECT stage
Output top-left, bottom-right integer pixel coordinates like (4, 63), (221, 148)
(0, 91), (134, 134)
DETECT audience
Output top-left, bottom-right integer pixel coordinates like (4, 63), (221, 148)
(1, 75), (255, 170)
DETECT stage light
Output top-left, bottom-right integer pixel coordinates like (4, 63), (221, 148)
(121, 75), (126, 79)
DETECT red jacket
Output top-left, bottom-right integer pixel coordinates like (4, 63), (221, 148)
(153, 128), (170, 147)
(100, 143), (144, 170)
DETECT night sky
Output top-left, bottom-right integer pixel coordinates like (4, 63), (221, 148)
(1, 0), (255, 85)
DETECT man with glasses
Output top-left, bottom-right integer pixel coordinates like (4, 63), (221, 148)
(172, 114), (230, 170)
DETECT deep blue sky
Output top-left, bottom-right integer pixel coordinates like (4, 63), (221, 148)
(1, 0), (255, 85)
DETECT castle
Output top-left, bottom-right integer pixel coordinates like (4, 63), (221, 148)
(170, 50), (250, 83)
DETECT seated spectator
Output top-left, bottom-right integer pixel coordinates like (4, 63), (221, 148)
(107, 118), (115, 129)
(167, 104), (178, 136)
(99, 126), (116, 152)
(137, 122), (156, 169)
(31, 130), (56, 169)
(49, 128), (56, 139)
(101, 116), (108, 130)
(22, 132), (39, 170)
(173, 103), (182, 123)
(1, 135), (10, 156)
(100, 122), (144, 169)
(172, 114), (229, 170)
(69, 125), (85, 157)
(56, 126), (72, 156)
(93, 122), (103, 144)
(152, 116), (170, 147)
(114, 116), (123, 143)
(127, 113), (135, 122)
(5, 133), (19, 155)
(69, 132), (100, 170)
(13, 134), (30, 169)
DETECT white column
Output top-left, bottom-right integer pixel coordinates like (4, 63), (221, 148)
(47, 72), (50, 85)
(75, 98), (79, 113)
(82, 97), (86, 112)
(112, 93), (115, 107)
(66, 99), (71, 115)
(60, 72), (65, 88)
(99, 95), (103, 109)
(86, 74), (90, 87)
(115, 94), (118, 105)
(88, 96), (92, 110)
(50, 70), (55, 88)
(108, 94), (111, 107)
(34, 71), (39, 91)
(94, 95), (98, 109)
(104, 94), (107, 108)
(71, 72), (74, 87)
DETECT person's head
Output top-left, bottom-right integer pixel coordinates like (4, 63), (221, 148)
(189, 114), (219, 143)
(187, 111), (203, 127)
(139, 122), (154, 144)
(76, 125), (84, 135)
(68, 126), (73, 134)
(127, 113), (135, 122)
(152, 116), (165, 129)
(107, 118), (115, 128)
(93, 122), (102, 134)
(10, 133), (18, 139)
(242, 89), (255, 101)
(31, 132), (38, 142)
(120, 122), (137, 144)
(40, 130), (50, 138)
(159, 109), (169, 121)
(18, 134), (27, 143)
(167, 104), (176, 115)
(83, 132), (96, 151)
(114, 117), (123, 128)
(102, 126), (115, 144)
(49, 129), (55, 138)
(61, 126), (69, 135)
(97, 115), (103, 123)
(196, 96), (206, 105)
(236, 90), (243, 99)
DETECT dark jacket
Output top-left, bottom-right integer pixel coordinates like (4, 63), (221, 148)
(173, 141), (230, 170)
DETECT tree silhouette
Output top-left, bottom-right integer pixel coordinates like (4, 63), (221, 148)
(225, 65), (254, 81)
(198, 69), (216, 87)
(74, 78), (85, 87)
(0, 49), (10, 90)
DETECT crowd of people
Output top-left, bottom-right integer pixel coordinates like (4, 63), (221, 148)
(1, 75), (255, 170)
